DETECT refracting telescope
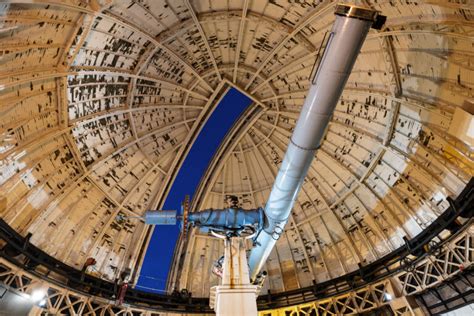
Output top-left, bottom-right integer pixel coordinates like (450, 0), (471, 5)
(121, 5), (386, 314)
(133, 205), (266, 240)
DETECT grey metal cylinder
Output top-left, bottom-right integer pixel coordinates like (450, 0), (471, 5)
(187, 207), (264, 234)
(248, 4), (381, 281)
(144, 210), (177, 225)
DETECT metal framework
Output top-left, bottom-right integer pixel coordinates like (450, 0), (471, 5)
(394, 225), (474, 296)
(415, 269), (474, 315)
(1, 176), (473, 314)
(1, 219), (472, 315)
(258, 279), (395, 316)
(0, 259), (180, 316)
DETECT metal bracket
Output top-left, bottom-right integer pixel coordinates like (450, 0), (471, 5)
(309, 31), (334, 85)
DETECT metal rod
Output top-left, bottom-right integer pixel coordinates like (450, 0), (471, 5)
(248, 4), (381, 281)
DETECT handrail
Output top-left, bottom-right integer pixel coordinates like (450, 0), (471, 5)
(0, 179), (471, 311)
(256, 177), (473, 309)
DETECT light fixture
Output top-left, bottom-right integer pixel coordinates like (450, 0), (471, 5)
(31, 289), (46, 302)
(384, 293), (393, 301)
(38, 299), (47, 307)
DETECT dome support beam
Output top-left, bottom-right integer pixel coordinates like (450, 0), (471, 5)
(184, 0), (222, 82)
(233, 0), (250, 84)
(244, 2), (336, 91)
(7, 0), (215, 92)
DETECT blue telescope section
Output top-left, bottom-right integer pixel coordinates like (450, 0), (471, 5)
(188, 207), (264, 235)
(144, 207), (264, 237)
(144, 210), (177, 225)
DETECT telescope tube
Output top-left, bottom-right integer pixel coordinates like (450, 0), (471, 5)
(248, 4), (382, 281)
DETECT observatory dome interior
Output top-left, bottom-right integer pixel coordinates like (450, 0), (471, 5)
(0, 0), (473, 315)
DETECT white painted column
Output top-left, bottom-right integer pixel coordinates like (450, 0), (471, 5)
(210, 237), (259, 316)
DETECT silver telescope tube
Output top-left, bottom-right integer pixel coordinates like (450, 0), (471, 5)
(248, 4), (381, 281)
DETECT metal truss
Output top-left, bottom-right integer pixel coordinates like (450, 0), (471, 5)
(258, 279), (394, 316)
(0, 177), (472, 315)
(0, 258), (188, 316)
(0, 254), (393, 316)
(0, 221), (471, 315)
(257, 221), (474, 316)
(1, 177), (472, 314)
(415, 269), (474, 315)
(394, 223), (474, 296)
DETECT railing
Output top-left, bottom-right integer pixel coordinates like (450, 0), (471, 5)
(258, 219), (473, 315)
(1, 221), (471, 315)
(256, 178), (473, 309)
(0, 177), (472, 314)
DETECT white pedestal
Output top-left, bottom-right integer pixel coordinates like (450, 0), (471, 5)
(210, 237), (259, 316)
(212, 285), (259, 316)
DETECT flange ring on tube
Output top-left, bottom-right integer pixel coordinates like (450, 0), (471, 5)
(334, 4), (379, 21)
